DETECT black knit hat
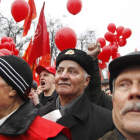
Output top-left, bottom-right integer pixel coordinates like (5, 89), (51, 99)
(0, 55), (33, 100)
(32, 80), (38, 90)
(56, 49), (94, 75)
(109, 51), (140, 93)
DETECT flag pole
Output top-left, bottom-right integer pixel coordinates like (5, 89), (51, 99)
(32, 60), (35, 72)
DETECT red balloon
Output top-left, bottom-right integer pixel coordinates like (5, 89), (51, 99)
(14, 48), (19, 55)
(0, 42), (3, 49)
(109, 45), (118, 56)
(0, 49), (12, 55)
(0, 52), (4, 56)
(55, 27), (77, 51)
(1, 36), (9, 44)
(122, 28), (132, 39)
(118, 38), (127, 47)
(10, 41), (16, 51)
(107, 23), (116, 33)
(97, 38), (106, 48)
(104, 32), (114, 42)
(101, 46), (112, 62)
(3, 42), (12, 50)
(99, 61), (106, 69)
(8, 37), (14, 42)
(113, 34), (120, 43)
(11, 51), (14, 55)
(67, 0), (82, 15)
(116, 26), (124, 36)
(11, 0), (30, 22)
(112, 53), (121, 59)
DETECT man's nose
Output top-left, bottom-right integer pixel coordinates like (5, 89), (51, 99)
(60, 71), (69, 79)
(128, 84), (140, 100)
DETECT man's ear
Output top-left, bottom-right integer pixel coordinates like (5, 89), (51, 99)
(9, 89), (17, 97)
(84, 76), (90, 88)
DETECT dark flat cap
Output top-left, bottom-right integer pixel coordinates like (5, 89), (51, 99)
(101, 79), (109, 85)
(109, 51), (140, 92)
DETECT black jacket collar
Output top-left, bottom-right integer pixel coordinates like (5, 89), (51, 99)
(39, 93), (90, 128)
(0, 98), (38, 136)
(57, 94), (90, 127)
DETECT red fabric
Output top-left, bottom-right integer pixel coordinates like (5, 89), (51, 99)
(38, 54), (51, 67)
(23, 0), (37, 36)
(22, 39), (37, 81)
(28, 2), (51, 64)
(0, 116), (72, 140)
(33, 72), (39, 85)
(22, 39), (32, 62)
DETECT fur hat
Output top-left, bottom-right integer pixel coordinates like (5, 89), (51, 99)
(56, 49), (94, 75)
(109, 51), (140, 92)
(0, 55), (33, 100)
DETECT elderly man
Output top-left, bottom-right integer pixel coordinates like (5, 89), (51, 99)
(0, 55), (71, 140)
(38, 48), (115, 140)
(99, 51), (140, 140)
(30, 66), (57, 108)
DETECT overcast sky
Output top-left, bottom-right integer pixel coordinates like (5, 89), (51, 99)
(0, 0), (140, 56)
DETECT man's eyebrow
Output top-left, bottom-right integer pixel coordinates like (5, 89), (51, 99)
(57, 66), (78, 69)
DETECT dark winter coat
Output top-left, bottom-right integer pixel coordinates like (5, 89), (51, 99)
(98, 129), (126, 140)
(36, 90), (57, 108)
(38, 94), (115, 140)
(85, 58), (113, 110)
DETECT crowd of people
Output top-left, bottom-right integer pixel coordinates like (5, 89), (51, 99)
(0, 41), (140, 140)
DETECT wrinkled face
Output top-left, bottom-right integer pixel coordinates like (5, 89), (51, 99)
(113, 66), (140, 137)
(39, 70), (55, 92)
(55, 60), (90, 99)
(0, 76), (12, 111)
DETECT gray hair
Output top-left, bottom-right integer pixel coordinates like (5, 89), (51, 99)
(84, 71), (90, 79)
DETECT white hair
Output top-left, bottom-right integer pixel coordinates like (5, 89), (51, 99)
(84, 71), (90, 79)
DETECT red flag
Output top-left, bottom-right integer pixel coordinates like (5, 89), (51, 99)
(23, 0), (37, 36)
(22, 38), (32, 62)
(28, 2), (50, 64)
(39, 54), (51, 67)
(22, 39), (37, 72)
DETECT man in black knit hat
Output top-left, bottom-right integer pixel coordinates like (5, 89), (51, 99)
(38, 48), (114, 140)
(0, 55), (72, 140)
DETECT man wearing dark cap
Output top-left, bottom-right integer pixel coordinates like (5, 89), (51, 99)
(101, 79), (111, 96)
(99, 51), (140, 140)
(30, 66), (57, 108)
(31, 80), (38, 92)
(38, 48), (114, 140)
(0, 55), (72, 140)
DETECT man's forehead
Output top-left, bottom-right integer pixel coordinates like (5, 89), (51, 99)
(40, 70), (52, 75)
(58, 60), (80, 68)
(116, 66), (140, 81)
